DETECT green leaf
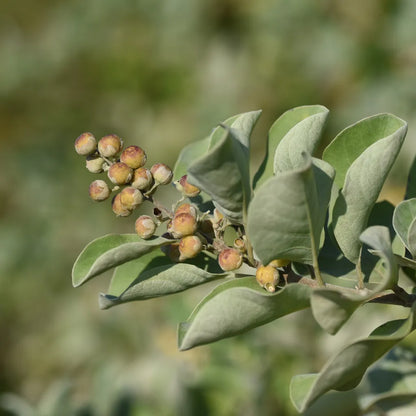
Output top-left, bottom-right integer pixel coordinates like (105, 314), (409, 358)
(72, 234), (171, 287)
(405, 156), (416, 200)
(290, 303), (416, 413)
(173, 136), (210, 181)
(358, 347), (416, 413)
(178, 278), (312, 351)
(253, 105), (328, 188)
(187, 111), (262, 223)
(247, 157), (334, 265)
(311, 226), (398, 335)
(326, 114), (407, 263)
(393, 199), (416, 254)
(99, 252), (229, 308)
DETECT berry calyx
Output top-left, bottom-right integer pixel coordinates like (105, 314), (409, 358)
(120, 145), (147, 169)
(218, 248), (243, 271)
(75, 132), (97, 156)
(89, 180), (110, 201)
(135, 215), (156, 239)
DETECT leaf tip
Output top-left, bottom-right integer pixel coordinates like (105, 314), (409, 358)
(177, 321), (192, 351)
(98, 293), (118, 310)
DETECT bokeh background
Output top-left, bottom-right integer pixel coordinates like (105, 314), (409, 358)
(1, 0), (416, 415)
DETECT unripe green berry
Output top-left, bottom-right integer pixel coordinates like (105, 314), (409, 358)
(174, 175), (201, 198)
(135, 215), (156, 239)
(98, 134), (123, 157)
(89, 180), (110, 201)
(108, 162), (133, 185)
(112, 193), (131, 217)
(120, 145), (147, 169)
(150, 163), (173, 185)
(268, 259), (290, 268)
(86, 155), (105, 173)
(179, 235), (203, 261)
(119, 186), (143, 210)
(218, 248), (243, 271)
(175, 203), (197, 218)
(75, 132), (97, 156)
(171, 212), (197, 238)
(131, 167), (153, 190)
(256, 265), (279, 292)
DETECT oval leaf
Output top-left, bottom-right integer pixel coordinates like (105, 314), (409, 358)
(178, 278), (312, 351)
(247, 157), (334, 265)
(311, 226), (398, 335)
(290, 303), (416, 413)
(99, 253), (230, 309)
(187, 111), (262, 223)
(72, 234), (172, 287)
(393, 198), (416, 253)
(253, 105), (328, 188)
(327, 114), (407, 263)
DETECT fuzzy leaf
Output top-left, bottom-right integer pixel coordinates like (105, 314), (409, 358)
(100, 252), (229, 308)
(325, 114), (407, 263)
(247, 157), (334, 265)
(311, 226), (398, 335)
(290, 304), (416, 413)
(253, 105), (328, 188)
(178, 278), (312, 351)
(393, 199), (416, 254)
(187, 111), (261, 223)
(72, 234), (171, 287)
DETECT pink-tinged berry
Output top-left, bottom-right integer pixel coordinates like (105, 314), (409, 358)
(268, 259), (290, 268)
(171, 212), (197, 238)
(179, 235), (203, 261)
(135, 215), (156, 239)
(75, 132), (97, 156)
(174, 203), (197, 218)
(112, 193), (131, 217)
(108, 162), (133, 185)
(89, 180), (110, 201)
(174, 175), (201, 198)
(120, 145), (147, 169)
(131, 167), (153, 190)
(86, 155), (105, 173)
(150, 163), (173, 185)
(98, 134), (123, 157)
(218, 248), (243, 271)
(119, 187), (143, 210)
(256, 265), (279, 292)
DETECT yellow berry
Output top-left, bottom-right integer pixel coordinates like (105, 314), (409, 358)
(150, 163), (173, 185)
(108, 162), (133, 185)
(112, 193), (131, 217)
(171, 212), (197, 238)
(218, 248), (243, 271)
(119, 187), (143, 210)
(89, 180), (110, 201)
(120, 145), (147, 169)
(174, 175), (201, 198)
(131, 167), (153, 190)
(174, 203), (197, 218)
(98, 134), (123, 157)
(75, 132), (97, 156)
(179, 235), (203, 261)
(256, 265), (279, 292)
(135, 215), (156, 239)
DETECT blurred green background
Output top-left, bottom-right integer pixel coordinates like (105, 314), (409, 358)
(1, 0), (416, 415)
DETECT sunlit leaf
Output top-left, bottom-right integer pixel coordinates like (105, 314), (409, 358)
(324, 114), (407, 263)
(72, 234), (171, 287)
(178, 279), (312, 351)
(253, 105), (328, 188)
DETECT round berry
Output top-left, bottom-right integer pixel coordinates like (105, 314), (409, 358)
(171, 212), (197, 238)
(218, 248), (243, 271)
(174, 175), (201, 198)
(131, 167), (153, 190)
(150, 163), (173, 185)
(135, 215), (156, 239)
(112, 193), (131, 217)
(179, 235), (203, 261)
(119, 187), (143, 210)
(256, 265), (279, 292)
(75, 132), (97, 156)
(89, 180), (110, 201)
(85, 155), (105, 173)
(120, 145), (147, 169)
(108, 162), (133, 185)
(98, 134), (123, 157)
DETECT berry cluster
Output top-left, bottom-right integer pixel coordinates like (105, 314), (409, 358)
(75, 132), (290, 289)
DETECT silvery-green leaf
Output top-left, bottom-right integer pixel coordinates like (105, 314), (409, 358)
(290, 303), (416, 413)
(393, 199), (416, 254)
(178, 279), (311, 351)
(326, 114), (407, 263)
(253, 105), (328, 188)
(72, 234), (171, 287)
